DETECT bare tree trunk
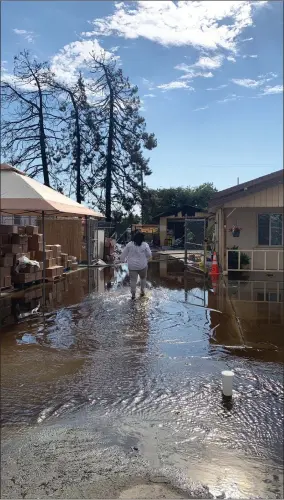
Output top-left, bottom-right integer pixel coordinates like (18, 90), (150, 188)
(38, 79), (50, 186)
(70, 94), (81, 203)
(105, 91), (114, 222)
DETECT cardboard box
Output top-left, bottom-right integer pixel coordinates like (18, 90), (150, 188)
(35, 270), (43, 280)
(28, 235), (43, 251)
(38, 262), (43, 270)
(0, 225), (18, 235)
(25, 226), (38, 236)
(53, 244), (61, 256)
(0, 234), (11, 245)
(0, 267), (11, 279)
(56, 265), (64, 276)
(0, 275), (12, 288)
(45, 267), (57, 279)
(0, 255), (14, 267)
(19, 264), (37, 273)
(11, 234), (29, 245)
(21, 243), (29, 253)
(35, 250), (53, 261)
(44, 259), (53, 269)
(67, 259), (72, 268)
(17, 226), (26, 235)
(56, 256), (62, 266)
(46, 245), (56, 258)
(71, 262), (78, 270)
(61, 253), (68, 267)
(1, 244), (22, 255)
(12, 272), (36, 284)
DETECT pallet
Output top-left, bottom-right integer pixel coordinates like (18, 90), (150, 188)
(0, 285), (14, 293)
(13, 279), (43, 290)
(43, 275), (65, 283)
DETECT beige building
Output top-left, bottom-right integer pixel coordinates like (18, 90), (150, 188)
(209, 170), (283, 274)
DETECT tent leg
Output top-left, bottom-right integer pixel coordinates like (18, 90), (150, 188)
(42, 211), (46, 318)
(86, 215), (91, 267)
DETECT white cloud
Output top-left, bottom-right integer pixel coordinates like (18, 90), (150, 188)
(258, 72), (278, 79)
(232, 73), (279, 90)
(175, 63), (214, 80)
(217, 93), (242, 103)
(207, 84), (228, 91)
(175, 57), (221, 80)
(227, 56), (236, 63)
(157, 81), (194, 91)
(241, 37), (253, 42)
(144, 93), (156, 98)
(50, 39), (115, 84)
(242, 54), (258, 58)
(261, 85), (283, 95)
(193, 54), (224, 69)
(13, 28), (37, 43)
(232, 78), (264, 88)
(194, 105), (209, 111)
(86, 1), (267, 52)
(142, 78), (155, 89)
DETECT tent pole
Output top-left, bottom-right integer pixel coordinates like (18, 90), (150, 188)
(42, 211), (46, 317)
(86, 215), (90, 266)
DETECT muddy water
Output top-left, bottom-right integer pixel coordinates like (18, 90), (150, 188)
(1, 263), (283, 499)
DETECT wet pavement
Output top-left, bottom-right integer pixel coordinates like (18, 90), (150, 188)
(1, 262), (283, 499)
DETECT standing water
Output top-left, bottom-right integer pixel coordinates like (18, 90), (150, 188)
(1, 262), (283, 498)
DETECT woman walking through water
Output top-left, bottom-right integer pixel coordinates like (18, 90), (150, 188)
(120, 232), (152, 299)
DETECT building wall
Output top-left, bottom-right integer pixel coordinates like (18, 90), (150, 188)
(224, 207), (283, 271)
(225, 207), (283, 248)
(224, 183), (283, 208)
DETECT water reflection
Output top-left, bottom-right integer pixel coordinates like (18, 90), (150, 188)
(208, 278), (284, 362)
(0, 262), (283, 498)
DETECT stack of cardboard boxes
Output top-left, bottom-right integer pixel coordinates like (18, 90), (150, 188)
(0, 224), (32, 289)
(1, 224), (79, 289)
(43, 244), (64, 280)
(0, 224), (44, 287)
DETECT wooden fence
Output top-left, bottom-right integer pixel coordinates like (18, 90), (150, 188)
(38, 218), (84, 262)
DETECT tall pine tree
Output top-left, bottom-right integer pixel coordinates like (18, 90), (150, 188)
(88, 54), (157, 221)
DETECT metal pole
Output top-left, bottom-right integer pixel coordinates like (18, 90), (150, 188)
(141, 167), (144, 225)
(203, 218), (207, 276)
(184, 215), (188, 266)
(86, 215), (90, 266)
(42, 211), (46, 317)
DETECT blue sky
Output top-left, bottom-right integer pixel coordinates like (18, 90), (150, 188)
(2, 1), (283, 191)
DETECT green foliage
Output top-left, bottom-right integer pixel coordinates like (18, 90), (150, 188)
(143, 183), (217, 223)
(228, 247), (251, 269)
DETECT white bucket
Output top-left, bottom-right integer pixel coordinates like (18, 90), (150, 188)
(221, 370), (234, 397)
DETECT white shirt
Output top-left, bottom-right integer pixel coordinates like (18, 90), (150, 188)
(120, 241), (152, 271)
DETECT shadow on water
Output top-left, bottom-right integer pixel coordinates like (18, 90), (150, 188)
(1, 261), (283, 498)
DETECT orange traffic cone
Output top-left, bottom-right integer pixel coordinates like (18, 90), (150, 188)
(210, 252), (219, 276)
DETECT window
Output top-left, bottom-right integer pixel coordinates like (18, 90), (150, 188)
(258, 214), (283, 246)
(14, 215), (21, 225)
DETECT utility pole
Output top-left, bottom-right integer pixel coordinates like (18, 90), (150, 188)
(237, 177), (239, 185)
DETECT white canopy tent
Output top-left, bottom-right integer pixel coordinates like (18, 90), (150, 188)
(0, 163), (102, 218)
(0, 164), (104, 280)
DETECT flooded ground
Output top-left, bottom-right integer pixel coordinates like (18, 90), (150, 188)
(1, 261), (283, 499)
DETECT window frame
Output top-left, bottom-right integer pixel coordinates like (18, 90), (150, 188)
(257, 213), (283, 247)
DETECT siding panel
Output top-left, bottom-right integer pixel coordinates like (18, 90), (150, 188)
(224, 184), (283, 208)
